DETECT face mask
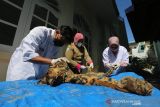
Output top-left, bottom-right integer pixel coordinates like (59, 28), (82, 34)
(111, 48), (119, 52)
(77, 42), (83, 47)
(110, 45), (119, 52)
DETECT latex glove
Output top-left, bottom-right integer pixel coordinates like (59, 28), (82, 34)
(51, 57), (69, 64)
(89, 63), (94, 69)
(105, 64), (113, 69)
(110, 64), (120, 71)
(77, 65), (86, 73)
(51, 58), (61, 64)
(80, 65), (87, 69)
(119, 61), (128, 67)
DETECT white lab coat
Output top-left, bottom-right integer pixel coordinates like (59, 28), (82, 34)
(102, 46), (129, 76)
(6, 26), (59, 81)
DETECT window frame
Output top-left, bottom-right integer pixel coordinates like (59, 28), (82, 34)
(0, 0), (25, 52)
(24, 0), (59, 36)
(0, 0), (59, 52)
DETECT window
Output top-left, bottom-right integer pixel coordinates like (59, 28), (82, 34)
(141, 45), (145, 50)
(30, 16), (45, 30)
(0, 1), (21, 25)
(45, 0), (59, 12)
(47, 24), (56, 29)
(30, 4), (58, 30)
(0, 0), (24, 46)
(0, 22), (16, 46)
(8, 0), (24, 7)
(48, 11), (58, 26)
(34, 5), (48, 20)
(0, 0), (58, 50)
(138, 42), (145, 53)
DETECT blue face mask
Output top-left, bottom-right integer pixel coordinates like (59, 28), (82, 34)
(77, 42), (83, 47)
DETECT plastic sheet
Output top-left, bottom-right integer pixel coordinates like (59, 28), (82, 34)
(0, 72), (160, 107)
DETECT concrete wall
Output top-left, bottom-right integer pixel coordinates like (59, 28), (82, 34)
(56, 0), (74, 57)
(0, 0), (121, 81)
(73, 0), (110, 71)
(0, 52), (12, 81)
(0, 0), (75, 81)
(110, 19), (129, 50)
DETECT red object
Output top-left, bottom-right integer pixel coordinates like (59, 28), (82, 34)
(87, 60), (93, 64)
(74, 33), (84, 43)
(76, 63), (81, 70)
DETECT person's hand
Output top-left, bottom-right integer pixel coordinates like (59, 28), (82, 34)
(51, 57), (69, 64)
(89, 63), (94, 69)
(120, 61), (128, 67)
(105, 64), (113, 70)
(51, 58), (61, 64)
(112, 64), (120, 70)
(80, 65), (87, 69)
(105, 63), (119, 70)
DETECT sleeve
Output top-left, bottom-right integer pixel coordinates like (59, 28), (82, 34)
(84, 46), (92, 64)
(102, 49), (109, 66)
(65, 45), (80, 67)
(122, 47), (129, 63)
(22, 27), (44, 61)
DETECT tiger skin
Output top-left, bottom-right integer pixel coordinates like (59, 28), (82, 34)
(38, 60), (153, 96)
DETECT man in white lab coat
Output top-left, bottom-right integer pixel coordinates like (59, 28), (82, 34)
(102, 36), (129, 76)
(6, 26), (73, 81)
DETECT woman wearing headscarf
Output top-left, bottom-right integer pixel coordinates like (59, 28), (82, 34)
(65, 33), (94, 73)
(102, 36), (129, 76)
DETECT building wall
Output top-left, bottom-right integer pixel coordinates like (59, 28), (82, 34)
(126, 0), (160, 65)
(0, 0), (61, 81)
(56, 0), (74, 57)
(0, 0), (68, 81)
(109, 18), (129, 50)
(131, 41), (150, 58)
(73, 0), (111, 70)
(0, 0), (124, 81)
(0, 52), (12, 81)
(153, 41), (160, 64)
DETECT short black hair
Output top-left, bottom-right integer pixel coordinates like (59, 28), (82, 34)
(58, 25), (74, 43)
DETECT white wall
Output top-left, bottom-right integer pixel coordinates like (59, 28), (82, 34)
(132, 42), (150, 58)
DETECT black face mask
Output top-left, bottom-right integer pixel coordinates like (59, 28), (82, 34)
(110, 44), (119, 52)
(53, 39), (65, 47)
